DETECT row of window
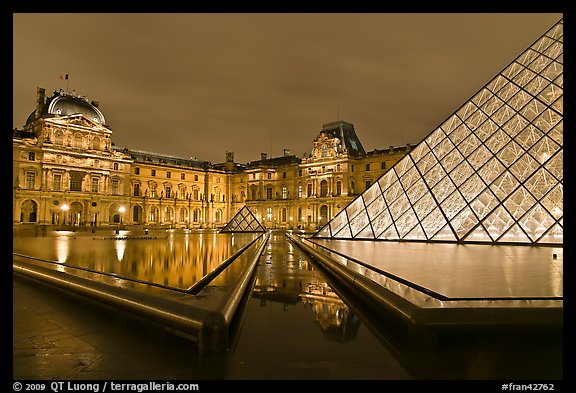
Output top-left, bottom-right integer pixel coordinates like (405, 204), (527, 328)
(133, 167), (222, 183)
(47, 131), (110, 151)
(24, 171), (121, 194)
(249, 162), (387, 181)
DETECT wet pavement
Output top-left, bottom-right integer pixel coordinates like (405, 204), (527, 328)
(12, 230), (563, 381)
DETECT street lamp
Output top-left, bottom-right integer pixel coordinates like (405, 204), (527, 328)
(119, 206), (125, 225)
(61, 204), (69, 226)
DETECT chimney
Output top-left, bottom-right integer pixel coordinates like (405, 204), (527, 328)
(261, 152), (268, 161)
(225, 151), (234, 171)
(35, 87), (46, 120)
(283, 148), (290, 157)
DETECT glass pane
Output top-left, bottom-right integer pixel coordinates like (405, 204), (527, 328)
(524, 167), (557, 200)
(503, 186), (537, 220)
(372, 209), (395, 238)
(519, 203), (556, 242)
(349, 209), (370, 238)
(366, 192), (387, 221)
(490, 171), (520, 201)
(470, 188), (500, 221)
(449, 160), (474, 187)
(482, 205), (515, 241)
(509, 153), (540, 183)
(431, 176), (456, 204)
(451, 206), (478, 240)
(420, 207), (448, 239)
(539, 183), (563, 220)
(388, 192), (411, 221)
(476, 157), (506, 186)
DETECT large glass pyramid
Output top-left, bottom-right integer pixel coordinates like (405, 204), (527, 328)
(315, 19), (563, 245)
(220, 206), (266, 233)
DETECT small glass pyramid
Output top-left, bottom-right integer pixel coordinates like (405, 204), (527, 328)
(220, 205), (266, 233)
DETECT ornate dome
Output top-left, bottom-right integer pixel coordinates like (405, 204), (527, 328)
(25, 90), (106, 126)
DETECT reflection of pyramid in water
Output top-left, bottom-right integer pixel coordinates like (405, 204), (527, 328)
(220, 205), (266, 232)
(315, 19), (563, 245)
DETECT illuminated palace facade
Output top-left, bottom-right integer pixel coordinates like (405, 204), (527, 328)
(12, 87), (413, 231)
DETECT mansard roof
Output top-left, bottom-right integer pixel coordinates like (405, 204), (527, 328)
(317, 120), (366, 157)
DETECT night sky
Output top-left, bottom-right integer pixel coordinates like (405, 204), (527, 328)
(13, 13), (562, 164)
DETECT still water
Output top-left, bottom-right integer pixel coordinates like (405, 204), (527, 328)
(12, 229), (260, 289)
(12, 229), (563, 380)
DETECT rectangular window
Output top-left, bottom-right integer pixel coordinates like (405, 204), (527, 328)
(25, 171), (35, 189)
(194, 174), (199, 181)
(151, 169), (156, 176)
(365, 180), (371, 189)
(113, 163), (119, 170)
(28, 152), (35, 161)
(307, 183), (312, 197)
(298, 185), (303, 198)
(111, 179), (119, 195)
(267, 173), (272, 180)
(283, 172), (286, 178)
(166, 171), (171, 179)
(193, 188), (199, 200)
(351, 164), (355, 172)
(298, 169), (302, 176)
(70, 172), (83, 192)
(165, 187), (171, 199)
(150, 184), (157, 198)
(266, 187), (273, 199)
(381, 162), (386, 170)
(134, 167), (140, 175)
(181, 173), (185, 180)
(366, 163), (370, 171)
(91, 177), (99, 193)
(336, 181), (341, 196)
(53, 173), (62, 191)
(282, 187), (287, 199)
(134, 183), (141, 197)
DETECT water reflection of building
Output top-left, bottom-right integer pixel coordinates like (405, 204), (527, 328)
(252, 257), (360, 342)
(13, 88), (412, 231)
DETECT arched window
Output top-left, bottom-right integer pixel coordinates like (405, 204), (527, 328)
(149, 206), (158, 222)
(179, 207), (188, 223)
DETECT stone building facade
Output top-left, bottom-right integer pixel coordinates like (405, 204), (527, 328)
(13, 88), (413, 231)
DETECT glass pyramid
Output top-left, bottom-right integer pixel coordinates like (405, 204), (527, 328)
(220, 205), (266, 233)
(315, 19), (563, 245)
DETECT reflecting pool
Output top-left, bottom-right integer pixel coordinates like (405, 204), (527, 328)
(12, 229), (260, 289)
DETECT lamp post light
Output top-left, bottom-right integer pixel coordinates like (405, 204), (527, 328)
(118, 206), (125, 225)
(61, 203), (69, 226)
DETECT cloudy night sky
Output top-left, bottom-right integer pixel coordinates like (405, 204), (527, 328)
(13, 13), (562, 164)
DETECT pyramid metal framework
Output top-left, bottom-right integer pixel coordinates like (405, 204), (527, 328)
(220, 205), (266, 233)
(315, 19), (563, 245)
